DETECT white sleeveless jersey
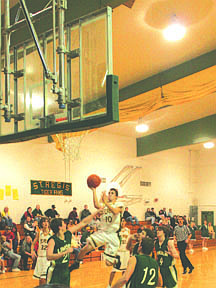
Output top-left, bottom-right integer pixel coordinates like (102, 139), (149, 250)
(38, 230), (52, 257)
(118, 227), (130, 252)
(99, 201), (124, 233)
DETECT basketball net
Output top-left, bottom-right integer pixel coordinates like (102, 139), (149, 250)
(55, 131), (88, 162)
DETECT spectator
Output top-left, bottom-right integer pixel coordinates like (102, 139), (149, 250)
(123, 207), (139, 226)
(32, 205), (43, 222)
(21, 207), (34, 224)
(168, 208), (173, 217)
(80, 205), (91, 220)
(44, 205), (60, 219)
(183, 215), (188, 225)
(208, 222), (215, 239)
(20, 234), (34, 270)
(200, 220), (209, 251)
(24, 216), (36, 240)
(11, 224), (20, 253)
(2, 207), (13, 227)
(0, 235), (21, 272)
(0, 214), (6, 230)
(68, 207), (80, 223)
(3, 226), (15, 242)
(80, 226), (93, 247)
(188, 221), (197, 254)
(145, 208), (155, 224)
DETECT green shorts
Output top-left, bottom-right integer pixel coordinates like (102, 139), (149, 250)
(160, 265), (178, 288)
(47, 263), (70, 287)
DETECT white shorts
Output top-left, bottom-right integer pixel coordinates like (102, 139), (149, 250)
(88, 230), (120, 264)
(33, 256), (50, 279)
(112, 250), (130, 272)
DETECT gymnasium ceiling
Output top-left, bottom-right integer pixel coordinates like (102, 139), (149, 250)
(2, 0), (216, 154)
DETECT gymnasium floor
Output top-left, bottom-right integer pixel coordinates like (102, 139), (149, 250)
(1, 247), (216, 288)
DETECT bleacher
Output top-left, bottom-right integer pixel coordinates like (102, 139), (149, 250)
(2, 221), (216, 271)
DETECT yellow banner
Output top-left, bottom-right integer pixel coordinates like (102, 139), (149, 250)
(12, 189), (19, 200)
(0, 189), (4, 200)
(5, 185), (11, 196)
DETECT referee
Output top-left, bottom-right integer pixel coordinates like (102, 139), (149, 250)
(174, 216), (194, 274)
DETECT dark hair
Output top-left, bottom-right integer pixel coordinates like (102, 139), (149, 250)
(39, 217), (49, 229)
(110, 188), (118, 197)
(157, 226), (169, 237)
(140, 237), (154, 255)
(50, 218), (64, 234)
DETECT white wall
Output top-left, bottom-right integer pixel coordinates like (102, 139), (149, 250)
(0, 130), (192, 223)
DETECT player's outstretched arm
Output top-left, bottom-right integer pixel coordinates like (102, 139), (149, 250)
(68, 210), (102, 234)
(111, 256), (136, 288)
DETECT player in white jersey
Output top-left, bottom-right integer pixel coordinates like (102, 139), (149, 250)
(69, 187), (124, 271)
(32, 217), (52, 285)
(107, 217), (131, 288)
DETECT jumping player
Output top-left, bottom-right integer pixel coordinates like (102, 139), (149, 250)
(32, 217), (52, 285)
(107, 218), (130, 288)
(111, 237), (162, 288)
(155, 226), (179, 288)
(46, 211), (100, 286)
(70, 187), (123, 270)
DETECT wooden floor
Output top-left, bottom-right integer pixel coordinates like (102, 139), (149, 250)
(1, 247), (216, 288)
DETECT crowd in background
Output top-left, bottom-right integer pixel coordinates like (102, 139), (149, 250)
(0, 203), (215, 275)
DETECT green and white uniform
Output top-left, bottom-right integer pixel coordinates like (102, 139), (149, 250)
(155, 238), (177, 288)
(88, 201), (123, 264)
(126, 255), (159, 288)
(47, 230), (72, 286)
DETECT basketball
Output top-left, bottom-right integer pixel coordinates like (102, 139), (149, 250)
(87, 174), (101, 188)
(154, 198), (158, 202)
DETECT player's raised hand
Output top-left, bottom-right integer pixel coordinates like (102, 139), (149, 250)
(101, 191), (108, 203)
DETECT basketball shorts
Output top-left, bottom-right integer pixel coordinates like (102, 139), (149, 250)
(88, 230), (120, 264)
(112, 250), (130, 271)
(160, 265), (178, 288)
(47, 262), (70, 286)
(33, 256), (50, 279)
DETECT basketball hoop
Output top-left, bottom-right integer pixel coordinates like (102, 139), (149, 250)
(55, 131), (88, 162)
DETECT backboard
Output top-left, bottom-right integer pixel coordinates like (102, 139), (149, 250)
(0, 6), (119, 143)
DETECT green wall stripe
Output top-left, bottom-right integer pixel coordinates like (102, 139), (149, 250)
(137, 114), (216, 157)
(119, 49), (216, 102)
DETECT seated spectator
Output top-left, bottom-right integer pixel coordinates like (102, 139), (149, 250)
(0, 214), (6, 230)
(44, 205), (60, 219)
(68, 207), (80, 223)
(32, 205), (43, 222)
(0, 235), (21, 272)
(2, 207), (13, 227)
(0, 250), (5, 274)
(3, 226), (15, 242)
(20, 207), (34, 224)
(168, 208), (173, 217)
(80, 205), (91, 220)
(24, 216), (36, 240)
(188, 221), (197, 253)
(19, 234), (35, 270)
(123, 207), (139, 226)
(145, 208), (155, 225)
(201, 220), (209, 251)
(208, 222), (215, 239)
(80, 226), (93, 247)
(11, 223), (20, 253)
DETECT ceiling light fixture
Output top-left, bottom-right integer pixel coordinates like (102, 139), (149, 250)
(136, 119), (149, 133)
(163, 15), (186, 42)
(203, 142), (215, 149)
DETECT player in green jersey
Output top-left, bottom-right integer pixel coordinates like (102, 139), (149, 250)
(111, 237), (162, 288)
(46, 211), (100, 286)
(155, 226), (179, 288)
